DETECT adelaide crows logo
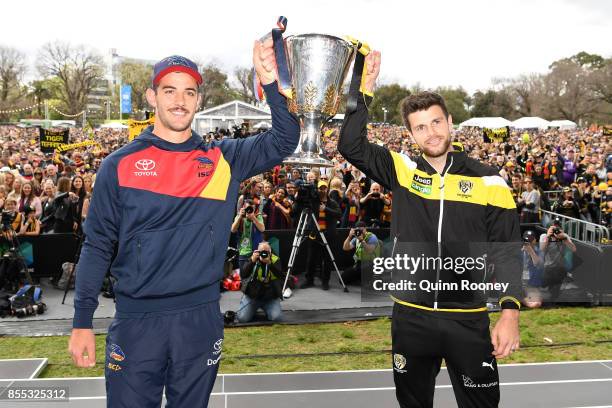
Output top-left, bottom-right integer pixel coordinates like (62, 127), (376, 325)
(109, 344), (126, 362)
(195, 157), (214, 177)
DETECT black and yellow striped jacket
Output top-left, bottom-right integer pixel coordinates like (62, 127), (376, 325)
(339, 94), (522, 315)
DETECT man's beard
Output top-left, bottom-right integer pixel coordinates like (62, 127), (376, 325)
(421, 136), (451, 158)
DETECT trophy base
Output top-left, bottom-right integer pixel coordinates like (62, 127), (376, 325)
(283, 154), (334, 168)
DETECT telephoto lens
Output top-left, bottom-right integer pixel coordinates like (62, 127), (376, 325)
(259, 250), (270, 259)
(245, 206), (254, 214)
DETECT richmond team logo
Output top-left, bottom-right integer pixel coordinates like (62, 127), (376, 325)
(134, 159), (158, 176)
(109, 344), (126, 362)
(195, 157), (214, 177)
(393, 353), (407, 373)
(458, 180), (474, 195)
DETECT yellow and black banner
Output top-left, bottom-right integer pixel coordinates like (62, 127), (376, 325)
(55, 140), (99, 153)
(603, 125), (612, 136)
(483, 126), (510, 143)
(128, 117), (155, 141)
(39, 128), (69, 153)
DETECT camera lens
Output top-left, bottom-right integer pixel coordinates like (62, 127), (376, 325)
(259, 250), (269, 258)
(245, 206), (254, 214)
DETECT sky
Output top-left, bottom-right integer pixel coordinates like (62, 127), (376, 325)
(2, 0), (610, 94)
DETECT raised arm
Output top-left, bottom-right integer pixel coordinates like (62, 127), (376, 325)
(338, 51), (398, 190)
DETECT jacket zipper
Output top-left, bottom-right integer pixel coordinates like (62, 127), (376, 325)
(209, 225), (215, 258)
(137, 238), (141, 274)
(434, 156), (453, 310)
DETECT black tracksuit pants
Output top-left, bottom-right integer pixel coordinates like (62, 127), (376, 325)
(391, 303), (500, 408)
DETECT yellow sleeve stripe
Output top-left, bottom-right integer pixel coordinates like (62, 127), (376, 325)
(390, 151), (416, 189)
(200, 155), (231, 201)
(499, 296), (521, 309)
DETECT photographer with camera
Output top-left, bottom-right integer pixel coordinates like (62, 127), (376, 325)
(522, 230), (544, 308)
(341, 221), (380, 285)
(236, 241), (285, 323)
(231, 198), (265, 271)
(359, 183), (390, 227)
(539, 218), (577, 301)
(552, 186), (580, 219)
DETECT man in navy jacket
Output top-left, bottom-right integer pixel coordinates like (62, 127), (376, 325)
(68, 40), (299, 407)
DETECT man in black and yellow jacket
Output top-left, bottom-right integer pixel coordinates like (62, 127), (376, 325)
(339, 50), (522, 408)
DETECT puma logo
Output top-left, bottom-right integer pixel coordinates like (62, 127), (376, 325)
(482, 360), (495, 371)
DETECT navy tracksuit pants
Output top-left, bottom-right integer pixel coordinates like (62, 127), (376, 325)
(104, 301), (224, 407)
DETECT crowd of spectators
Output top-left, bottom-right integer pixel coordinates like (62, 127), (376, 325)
(1, 124), (610, 245)
(0, 122), (610, 304)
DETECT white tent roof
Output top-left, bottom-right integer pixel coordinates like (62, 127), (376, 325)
(511, 117), (550, 129)
(99, 123), (128, 129)
(548, 120), (577, 130)
(458, 117), (512, 129)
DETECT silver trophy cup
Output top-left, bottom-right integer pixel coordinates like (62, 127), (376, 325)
(283, 34), (356, 167)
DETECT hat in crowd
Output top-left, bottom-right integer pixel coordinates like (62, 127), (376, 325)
(0, 166), (10, 172)
(562, 186), (571, 193)
(355, 221), (367, 229)
(318, 180), (328, 189)
(506, 161), (515, 167)
(152, 56), (202, 87)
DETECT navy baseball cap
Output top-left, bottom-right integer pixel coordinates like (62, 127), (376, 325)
(152, 55), (203, 87)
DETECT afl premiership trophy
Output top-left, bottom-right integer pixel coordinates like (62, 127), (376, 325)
(255, 17), (358, 167)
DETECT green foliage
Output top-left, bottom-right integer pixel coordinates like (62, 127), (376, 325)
(119, 61), (153, 113)
(369, 84), (411, 124)
(434, 86), (470, 124)
(199, 64), (238, 109)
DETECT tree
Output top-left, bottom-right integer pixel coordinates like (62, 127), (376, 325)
(233, 67), (255, 104)
(36, 41), (105, 115)
(543, 58), (599, 122)
(435, 86), (470, 124)
(470, 90), (496, 117)
(28, 78), (62, 117)
(590, 58), (612, 106)
(199, 63), (236, 109)
(119, 61), (153, 113)
(368, 83), (411, 124)
(0, 45), (27, 120)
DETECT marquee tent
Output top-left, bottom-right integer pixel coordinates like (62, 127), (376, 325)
(511, 117), (550, 129)
(458, 117), (512, 129)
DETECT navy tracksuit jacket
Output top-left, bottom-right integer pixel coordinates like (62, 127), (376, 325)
(73, 82), (299, 407)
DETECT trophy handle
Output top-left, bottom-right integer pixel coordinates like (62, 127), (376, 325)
(252, 16), (292, 102)
(271, 16), (293, 99)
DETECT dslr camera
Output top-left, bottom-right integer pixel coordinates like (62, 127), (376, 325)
(1, 210), (15, 230)
(259, 250), (270, 259)
(296, 183), (319, 210)
(245, 206), (254, 215)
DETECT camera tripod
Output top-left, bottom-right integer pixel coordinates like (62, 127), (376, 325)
(281, 208), (348, 295)
(61, 232), (85, 305)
